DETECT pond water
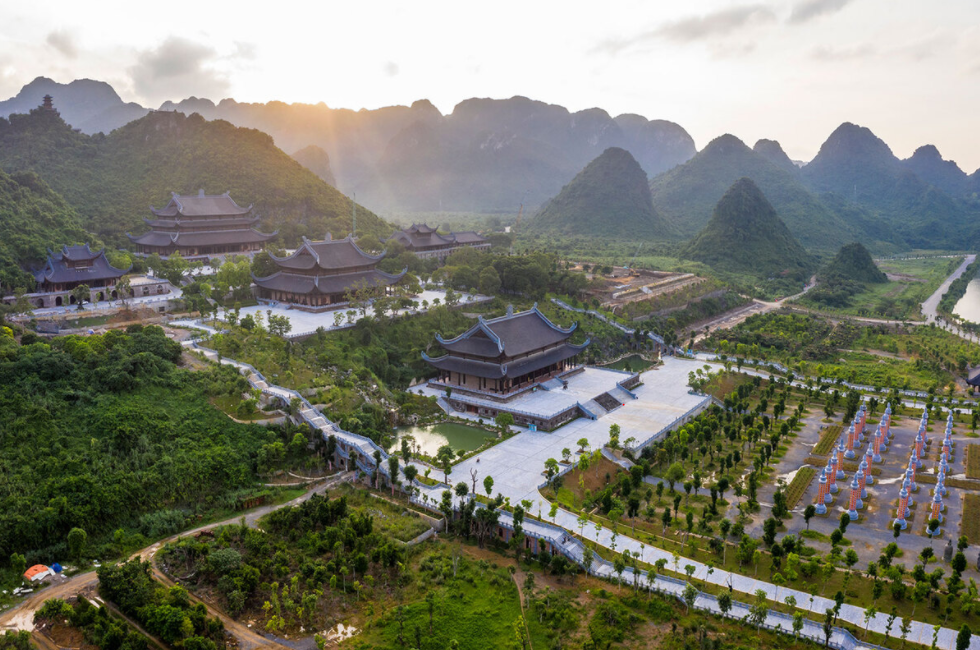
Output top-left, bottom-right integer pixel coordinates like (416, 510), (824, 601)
(601, 354), (655, 372)
(392, 423), (497, 456)
(953, 277), (980, 323)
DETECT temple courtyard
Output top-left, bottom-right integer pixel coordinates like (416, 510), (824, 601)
(426, 358), (711, 506)
(227, 288), (488, 338)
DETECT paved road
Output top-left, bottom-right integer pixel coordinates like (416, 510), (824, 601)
(691, 276), (817, 344)
(0, 473), (353, 650)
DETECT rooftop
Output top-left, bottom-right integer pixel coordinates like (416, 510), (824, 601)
(150, 190), (253, 218)
(268, 235), (385, 272)
(35, 245), (130, 285)
(434, 305), (576, 359)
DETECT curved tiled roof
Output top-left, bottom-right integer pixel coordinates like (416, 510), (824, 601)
(435, 305), (576, 358)
(143, 215), (260, 229)
(423, 339), (589, 379)
(387, 223), (488, 251)
(150, 190), (253, 218)
(128, 228), (276, 247)
(269, 235), (385, 271)
(252, 268), (406, 295)
(35, 246), (131, 285)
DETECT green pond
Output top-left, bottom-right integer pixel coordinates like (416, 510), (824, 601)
(392, 423), (497, 456)
(602, 354), (655, 372)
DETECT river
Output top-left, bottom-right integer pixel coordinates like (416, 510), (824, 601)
(953, 277), (980, 323)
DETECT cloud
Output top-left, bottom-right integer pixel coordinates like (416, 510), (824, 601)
(46, 30), (78, 58)
(593, 4), (776, 55)
(129, 37), (231, 105)
(789, 0), (854, 24)
(811, 43), (876, 61)
(384, 61), (400, 77)
(231, 41), (257, 61)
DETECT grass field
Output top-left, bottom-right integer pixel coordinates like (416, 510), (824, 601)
(796, 256), (961, 320)
(812, 425), (843, 456)
(967, 444), (980, 480)
(785, 466), (816, 508)
(962, 493), (980, 545)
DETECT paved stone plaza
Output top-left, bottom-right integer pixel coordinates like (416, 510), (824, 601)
(227, 289), (486, 337)
(426, 358), (710, 505)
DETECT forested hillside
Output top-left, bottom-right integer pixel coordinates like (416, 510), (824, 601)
(680, 178), (812, 278)
(801, 123), (980, 248)
(0, 326), (283, 563)
(648, 134), (885, 250)
(0, 169), (90, 291)
(821, 242), (887, 284)
(0, 106), (389, 247)
(527, 147), (671, 239)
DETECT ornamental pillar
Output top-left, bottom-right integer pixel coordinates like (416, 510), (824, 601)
(836, 438), (847, 478)
(864, 445), (875, 485)
(815, 469), (829, 514)
(845, 424), (857, 460)
(847, 474), (861, 520)
(827, 458), (839, 495)
(858, 461), (869, 499)
(894, 484), (909, 530)
(872, 425), (884, 462)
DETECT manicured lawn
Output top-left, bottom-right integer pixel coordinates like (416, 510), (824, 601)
(966, 444), (980, 480)
(785, 466), (816, 509)
(961, 494), (980, 545)
(812, 424), (843, 455)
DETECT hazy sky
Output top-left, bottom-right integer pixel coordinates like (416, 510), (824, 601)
(2, 0), (979, 170)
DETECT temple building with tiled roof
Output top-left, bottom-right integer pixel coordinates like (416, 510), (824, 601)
(252, 234), (407, 312)
(424, 305), (589, 396)
(386, 223), (490, 260)
(1, 244), (134, 308)
(128, 190), (276, 260)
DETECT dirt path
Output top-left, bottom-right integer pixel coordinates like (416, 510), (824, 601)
(0, 472), (353, 646)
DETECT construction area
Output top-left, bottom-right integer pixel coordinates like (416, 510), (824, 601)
(577, 265), (706, 309)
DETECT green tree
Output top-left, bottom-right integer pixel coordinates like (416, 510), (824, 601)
(67, 527), (88, 561)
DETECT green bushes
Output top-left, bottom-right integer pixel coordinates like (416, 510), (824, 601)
(35, 597), (149, 650)
(97, 560), (225, 649)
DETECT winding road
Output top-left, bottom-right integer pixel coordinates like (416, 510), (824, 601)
(0, 473), (353, 650)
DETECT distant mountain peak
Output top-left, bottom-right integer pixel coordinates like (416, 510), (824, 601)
(702, 134), (750, 155)
(910, 144), (942, 160)
(753, 139), (797, 172)
(680, 178), (812, 276)
(527, 146), (670, 239)
(818, 122), (896, 160)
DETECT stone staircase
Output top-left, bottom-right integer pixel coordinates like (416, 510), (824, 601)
(578, 399), (608, 420)
(609, 385), (636, 403)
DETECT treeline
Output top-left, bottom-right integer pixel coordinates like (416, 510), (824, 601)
(377, 247), (590, 298)
(0, 325), (282, 564)
(98, 560), (226, 650)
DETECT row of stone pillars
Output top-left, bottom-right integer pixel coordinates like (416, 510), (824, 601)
(815, 404), (889, 519)
(894, 408), (953, 534)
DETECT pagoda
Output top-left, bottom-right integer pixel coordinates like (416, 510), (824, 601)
(128, 190), (276, 260)
(31, 245), (129, 307)
(252, 234), (406, 311)
(423, 305), (589, 395)
(386, 223), (490, 260)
